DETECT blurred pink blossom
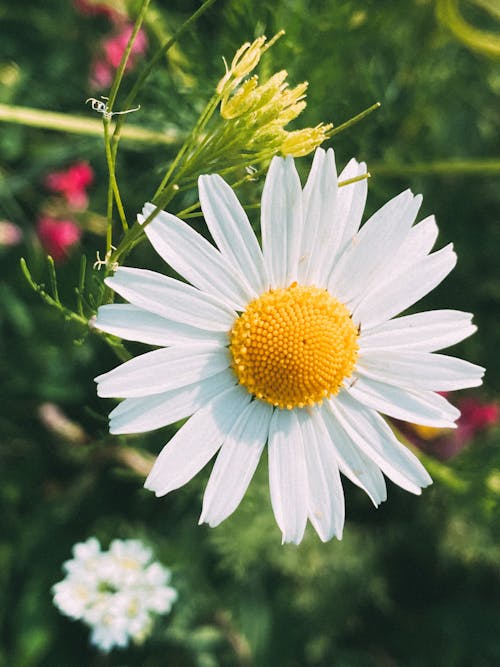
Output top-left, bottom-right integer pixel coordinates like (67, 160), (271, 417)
(404, 395), (499, 460)
(37, 217), (82, 262)
(0, 221), (23, 246)
(90, 24), (147, 89)
(44, 161), (94, 210)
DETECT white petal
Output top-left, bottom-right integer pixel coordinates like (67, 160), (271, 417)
(261, 156), (303, 287)
(109, 370), (237, 434)
(198, 175), (268, 295)
(356, 350), (485, 391)
(331, 393), (432, 494)
(298, 148), (338, 285)
(199, 400), (273, 527)
(346, 375), (460, 427)
(268, 409), (308, 544)
(95, 345), (231, 398)
(353, 243), (457, 329)
(329, 190), (421, 304)
(359, 310), (477, 353)
(298, 410), (344, 541)
(105, 267), (236, 332)
(141, 202), (252, 309)
(95, 303), (227, 347)
(334, 158), (368, 257)
(387, 215), (438, 272)
(319, 404), (387, 506)
(145, 385), (251, 496)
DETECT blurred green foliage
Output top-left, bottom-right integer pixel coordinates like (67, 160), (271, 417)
(1, 0), (500, 665)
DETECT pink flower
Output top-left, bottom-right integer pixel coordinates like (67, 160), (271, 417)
(0, 221), (23, 246)
(403, 395), (499, 460)
(90, 24), (147, 90)
(37, 217), (81, 261)
(89, 59), (114, 89)
(103, 24), (147, 68)
(44, 161), (94, 210)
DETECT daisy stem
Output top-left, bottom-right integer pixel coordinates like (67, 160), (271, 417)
(102, 1), (151, 252)
(109, 182), (179, 265)
(106, 0), (152, 117)
(103, 119), (128, 254)
(328, 101), (381, 138)
(152, 93), (222, 200)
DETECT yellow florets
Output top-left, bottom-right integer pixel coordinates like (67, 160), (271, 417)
(230, 284), (359, 410)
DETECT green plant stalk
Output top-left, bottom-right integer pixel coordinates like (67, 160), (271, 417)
(152, 92), (222, 200)
(0, 103), (180, 145)
(106, 0), (152, 115)
(437, 0), (500, 58)
(21, 257), (86, 327)
(103, 119), (128, 254)
(76, 255), (87, 318)
(371, 159), (500, 177)
(111, 0), (219, 161)
(328, 101), (381, 137)
(102, 0), (220, 272)
(102, 0), (151, 250)
(20, 258), (131, 362)
(110, 182), (180, 265)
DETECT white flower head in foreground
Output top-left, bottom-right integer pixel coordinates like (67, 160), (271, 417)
(52, 537), (177, 652)
(95, 148), (484, 544)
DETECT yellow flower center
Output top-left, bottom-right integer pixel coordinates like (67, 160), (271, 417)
(229, 284), (359, 410)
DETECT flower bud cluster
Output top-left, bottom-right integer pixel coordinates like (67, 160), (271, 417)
(216, 33), (332, 158)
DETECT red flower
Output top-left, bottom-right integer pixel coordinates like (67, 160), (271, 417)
(37, 217), (81, 261)
(44, 161), (94, 210)
(403, 395), (499, 460)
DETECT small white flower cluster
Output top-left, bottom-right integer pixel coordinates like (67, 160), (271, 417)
(52, 537), (177, 652)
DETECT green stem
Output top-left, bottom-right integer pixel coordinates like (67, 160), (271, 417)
(339, 172), (370, 187)
(110, 183), (180, 265)
(102, 1), (150, 250)
(103, 120), (128, 253)
(106, 0), (152, 115)
(20, 258), (87, 328)
(152, 93), (221, 200)
(20, 258), (131, 362)
(111, 0), (219, 160)
(0, 103), (180, 145)
(371, 158), (500, 177)
(328, 101), (381, 138)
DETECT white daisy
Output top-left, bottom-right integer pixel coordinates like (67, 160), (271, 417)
(95, 148), (484, 544)
(52, 537), (177, 652)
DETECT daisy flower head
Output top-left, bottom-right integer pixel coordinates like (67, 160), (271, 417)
(95, 148), (484, 545)
(52, 537), (177, 652)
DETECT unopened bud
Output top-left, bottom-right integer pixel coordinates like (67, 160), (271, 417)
(280, 123), (333, 157)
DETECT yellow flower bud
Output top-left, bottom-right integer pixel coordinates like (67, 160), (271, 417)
(280, 124), (333, 157)
(216, 31), (285, 95)
(277, 100), (307, 125)
(221, 76), (259, 119)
